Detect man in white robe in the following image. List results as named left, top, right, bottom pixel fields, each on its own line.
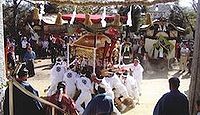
left=129, top=59, right=144, bottom=95
left=120, top=72, right=139, bottom=104
left=105, top=73, right=129, bottom=100
left=47, top=59, right=66, bottom=96
left=63, top=67, right=79, bottom=99
left=76, top=75, right=93, bottom=115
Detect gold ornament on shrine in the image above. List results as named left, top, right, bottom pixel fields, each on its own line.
left=112, top=14, right=121, bottom=27
left=83, top=14, right=93, bottom=26
left=55, top=12, right=63, bottom=25
left=32, top=7, right=39, bottom=20
left=145, top=13, right=152, bottom=25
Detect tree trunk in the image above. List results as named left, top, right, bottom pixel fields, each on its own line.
left=189, top=0, right=200, bottom=115
left=0, top=0, right=6, bottom=79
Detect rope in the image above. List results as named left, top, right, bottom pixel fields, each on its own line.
left=12, top=79, right=66, bottom=113
left=34, top=0, right=178, bottom=6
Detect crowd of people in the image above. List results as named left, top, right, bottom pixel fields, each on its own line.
left=44, top=57, right=144, bottom=114
left=3, top=31, right=196, bottom=115
left=4, top=56, right=200, bottom=115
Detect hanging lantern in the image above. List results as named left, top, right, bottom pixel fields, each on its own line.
left=145, top=13, right=152, bottom=25
left=112, top=14, right=121, bottom=27
left=105, top=27, right=119, bottom=39
left=83, top=14, right=93, bottom=26
left=55, top=12, right=63, bottom=25
left=32, top=7, right=40, bottom=20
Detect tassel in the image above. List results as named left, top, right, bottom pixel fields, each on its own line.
left=163, top=24, right=166, bottom=31
left=126, top=5, right=132, bottom=26
left=159, top=25, right=162, bottom=31
left=70, top=6, right=77, bottom=25
left=145, top=13, right=152, bottom=25
left=112, top=14, right=121, bottom=27
left=101, top=7, right=107, bottom=27
left=32, top=7, right=39, bottom=20
left=55, top=12, right=63, bottom=25
left=83, top=14, right=93, bottom=26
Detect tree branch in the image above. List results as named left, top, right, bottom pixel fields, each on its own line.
left=23, top=0, right=35, bottom=5
left=174, top=5, right=195, bottom=33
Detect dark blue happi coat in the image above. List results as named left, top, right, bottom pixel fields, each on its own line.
left=83, top=93, right=113, bottom=115
left=153, top=89, right=189, bottom=115
left=3, top=81, right=44, bottom=115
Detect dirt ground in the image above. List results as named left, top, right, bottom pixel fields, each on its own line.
left=28, top=59, right=191, bottom=115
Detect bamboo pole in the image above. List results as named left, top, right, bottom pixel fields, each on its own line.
left=119, top=44, right=122, bottom=66
left=8, top=80, right=14, bottom=115
left=67, top=43, right=70, bottom=67
left=93, top=48, right=96, bottom=73
left=93, top=34, right=97, bottom=73
left=52, top=107, right=55, bottom=115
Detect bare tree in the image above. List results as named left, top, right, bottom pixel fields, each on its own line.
left=192, top=0, right=197, bottom=13
left=189, top=0, right=200, bottom=115
left=172, top=5, right=196, bottom=38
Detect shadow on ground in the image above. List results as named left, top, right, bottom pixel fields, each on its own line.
left=143, top=59, right=169, bottom=80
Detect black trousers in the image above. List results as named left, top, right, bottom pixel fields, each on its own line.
left=26, top=60, right=35, bottom=77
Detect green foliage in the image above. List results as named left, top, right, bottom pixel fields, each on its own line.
left=183, top=8, right=197, bottom=29
left=3, top=0, right=33, bottom=37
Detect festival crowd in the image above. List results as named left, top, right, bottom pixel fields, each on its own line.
left=3, top=32, right=195, bottom=115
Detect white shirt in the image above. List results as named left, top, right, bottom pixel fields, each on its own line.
left=122, top=75, right=138, bottom=98
left=105, top=74, right=129, bottom=98
left=21, top=40, right=28, bottom=49
left=159, top=47, right=164, bottom=58
left=47, top=63, right=66, bottom=96
left=96, top=78, right=114, bottom=99
left=50, top=63, right=66, bottom=83
left=129, top=63, right=144, bottom=81
left=77, top=77, right=92, bottom=93
left=63, top=69, right=79, bottom=97
left=63, top=69, right=78, bottom=89
left=180, top=47, right=189, bottom=56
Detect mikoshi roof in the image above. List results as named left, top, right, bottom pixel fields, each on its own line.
left=62, top=14, right=127, bottom=24
left=39, top=0, right=178, bottom=6
left=140, top=19, right=185, bottom=32
left=72, top=33, right=111, bottom=49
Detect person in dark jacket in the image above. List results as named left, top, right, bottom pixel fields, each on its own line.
left=83, top=85, right=114, bottom=115
left=3, top=67, right=44, bottom=115
left=153, top=77, right=189, bottom=115
left=23, top=47, right=36, bottom=77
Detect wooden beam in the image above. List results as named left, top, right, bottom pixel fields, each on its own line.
left=8, top=80, right=14, bottom=115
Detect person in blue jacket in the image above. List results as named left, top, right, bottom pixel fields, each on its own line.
left=3, top=66, right=44, bottom=115
left=153, top=77, right=189, bottom=115
left=83, top=85, right=114, bottom=115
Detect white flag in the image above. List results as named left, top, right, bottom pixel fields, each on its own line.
left=126, top=5, right=132, bottom=26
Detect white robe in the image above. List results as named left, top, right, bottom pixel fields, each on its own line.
left=63, top=69, right=79, bottom=98
left=76, top=77, right=93, bottom=115
left=105, top=74, right=129, bottom=99
left=121, top=75, right=139, bottom=101
left=129, top=63, right=144, bottom=94
left=47, top=64, right=66, bottom=96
